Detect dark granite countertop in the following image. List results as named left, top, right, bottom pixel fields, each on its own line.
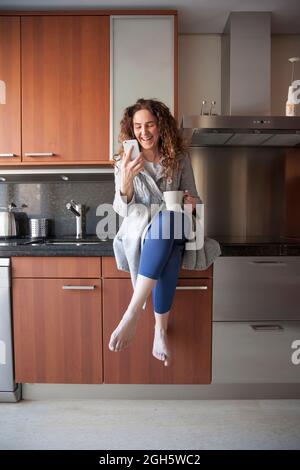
left=0, top=237, right=115, bottom=257
left=0, top=236, right=300, bottom=257
left=215, top=236, right=300, bottom=256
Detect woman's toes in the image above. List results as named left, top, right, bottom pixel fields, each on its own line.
left=109, top=336, right=117, bottom=351
left=164, top=356, right=172, bottom=367
left=153, top=350, right=159, bottom=360
left=153, top=349, right=165, bottom=362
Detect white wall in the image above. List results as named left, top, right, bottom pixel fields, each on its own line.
left=271, top=34, right=300, bottom=116
left=179, top=33, right=300, bottom=118
left=179, top=34, right=221, bottom=122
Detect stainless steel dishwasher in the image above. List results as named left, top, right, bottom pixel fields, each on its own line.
left=0, top=258, right=21, bottom=402
left=212, top=256, right=300, bottom=383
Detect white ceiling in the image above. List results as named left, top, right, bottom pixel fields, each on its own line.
left=1, top=0, right=300, bottom=34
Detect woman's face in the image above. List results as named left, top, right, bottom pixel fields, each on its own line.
left=133, top=109, right=160, bottom=153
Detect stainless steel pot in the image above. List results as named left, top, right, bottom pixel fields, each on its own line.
left=29, top=218, right=49, bottom=238
left=0, top=204, right=17, bottom=237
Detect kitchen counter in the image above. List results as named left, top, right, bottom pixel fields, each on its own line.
left=214, top=236, right=300, bottom=256
left=0, top=237, right=115, bottom=257
left=0, top=236, right=300, bottom=257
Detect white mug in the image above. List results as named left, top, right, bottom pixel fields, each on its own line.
left=163, top=190, right=184, bottom=212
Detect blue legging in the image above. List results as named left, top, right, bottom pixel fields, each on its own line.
left=138, top=210, right=189, bottom=314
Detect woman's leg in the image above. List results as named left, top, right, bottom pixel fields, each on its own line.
left=152, top=243, right=184, bottom=366
left=109, top=274, right=156, bottom=351
left=109, top=211, right=185, bottom=352
left=153, top=311, right=170, bottom=366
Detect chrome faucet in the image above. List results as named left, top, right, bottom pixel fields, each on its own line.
left=66, top=200, right=84, bottom=239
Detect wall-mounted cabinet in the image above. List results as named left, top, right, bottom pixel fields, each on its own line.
left=0, top=11, right=177, bottom=166
left=0, top=17, right=21, bottom=163
left=21, top=16, right=110, bottom=164
left=110, top=15, right=176, bottom=157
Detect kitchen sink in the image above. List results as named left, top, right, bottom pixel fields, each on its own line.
left=45, top=238, right=108, bottom=245
left=46, top=241, right=105, bottom=245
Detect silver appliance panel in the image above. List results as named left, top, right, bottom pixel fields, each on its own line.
left=189, top=146, right=286, bottom=239
left=213, top=256, right=300, bottom=321
left=182, top=115, right=300, bottom=147
left=212, top=321, right=300, bottom=383
left=0, top=258, right=21, bottom=402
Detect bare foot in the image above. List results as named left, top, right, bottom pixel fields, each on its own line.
left=109, top=312, right=139, bottom=352
left=152, top=327, right=172, bottom=367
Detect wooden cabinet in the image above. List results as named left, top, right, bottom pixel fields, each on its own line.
left=0, top=11, right=177, bottom=165
left=11, top=255, right=212, bottom=384
left=102, top=257, right=212, bottom=384
left=21, top=16, right=109, bottom=164
left=12, top=257, right=103, bottom=384
left=0, top=17, right=21, bottom=164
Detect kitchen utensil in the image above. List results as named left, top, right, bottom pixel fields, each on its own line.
left=29, top=218, right=49, bottom=238
left=0, top=204, right=17, bottom=237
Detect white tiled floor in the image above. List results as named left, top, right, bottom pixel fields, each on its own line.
left=1, top=399, right=300, bottom=450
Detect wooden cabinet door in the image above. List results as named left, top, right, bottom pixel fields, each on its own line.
left=0, top=17, right=21, bottom=164
left=21, top=16, right=109, bottom=164
left=12, top=278, right=102, bottom=384
left=103, top=278, right=212, bottom=384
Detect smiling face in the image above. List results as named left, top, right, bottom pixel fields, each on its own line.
left=133, top=109, right=160, bottom=153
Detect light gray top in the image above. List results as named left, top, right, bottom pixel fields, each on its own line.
left=112, top=153, right=221, bottom=286
left=142, top=160, right=162, bottom=182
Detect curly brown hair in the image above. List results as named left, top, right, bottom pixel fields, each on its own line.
left=116, top=98, right=187, bottom=180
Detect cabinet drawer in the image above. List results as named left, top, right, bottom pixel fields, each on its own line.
left=12, top=257, right=101, bottom=278
left=213, top=256, right=300, bottom=321
left=212, top=321, right=300, bottom=383
left=102, top=257, right=130, bottom=278
left=102, top=256, right=212, bottom=279
left=179, top=267, right=212, bottom=278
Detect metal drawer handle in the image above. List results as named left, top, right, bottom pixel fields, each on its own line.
left=251, top=324, right=283, bottom=331
left=24, top=152, right=55, bottom=157
left=176, top=286, right=208, bottom=290
left=0, top=153, right=17, bottom=158
left=249, top=261, right=286, bottom=267
left=62, top=285, right=95, bottom=290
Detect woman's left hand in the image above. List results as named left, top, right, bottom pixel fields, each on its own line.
left=183, top=190, right=197, bottom=213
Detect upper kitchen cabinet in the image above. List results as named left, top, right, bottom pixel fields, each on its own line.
left=110, top=15, right=177, bottom=156
left=21, top=16, right=109, bottom=164
left=0, top=17, right=21, bottom=164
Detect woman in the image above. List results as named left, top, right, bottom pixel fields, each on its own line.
left=109, top=98, right=220, bottom=366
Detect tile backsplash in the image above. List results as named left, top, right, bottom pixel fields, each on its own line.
left=0, top=178, right=116, bottom=238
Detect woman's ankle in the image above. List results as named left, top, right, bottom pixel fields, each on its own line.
left=154, top=325, right=168, bottom=333
left=123, top=308, right=141, bottom=321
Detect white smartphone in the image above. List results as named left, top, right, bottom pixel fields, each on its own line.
left=123, top=139, right=140, bottom=160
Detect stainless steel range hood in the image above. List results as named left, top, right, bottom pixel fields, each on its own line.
left=182, top=115, right=300, bottom=147
left=182, top=12, right=300, bottom=147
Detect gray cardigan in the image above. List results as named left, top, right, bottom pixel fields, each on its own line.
left=113, top=153, right=221, bottom=286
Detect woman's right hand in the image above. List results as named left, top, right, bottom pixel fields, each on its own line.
left=120, top=145, right=144, bottom=200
